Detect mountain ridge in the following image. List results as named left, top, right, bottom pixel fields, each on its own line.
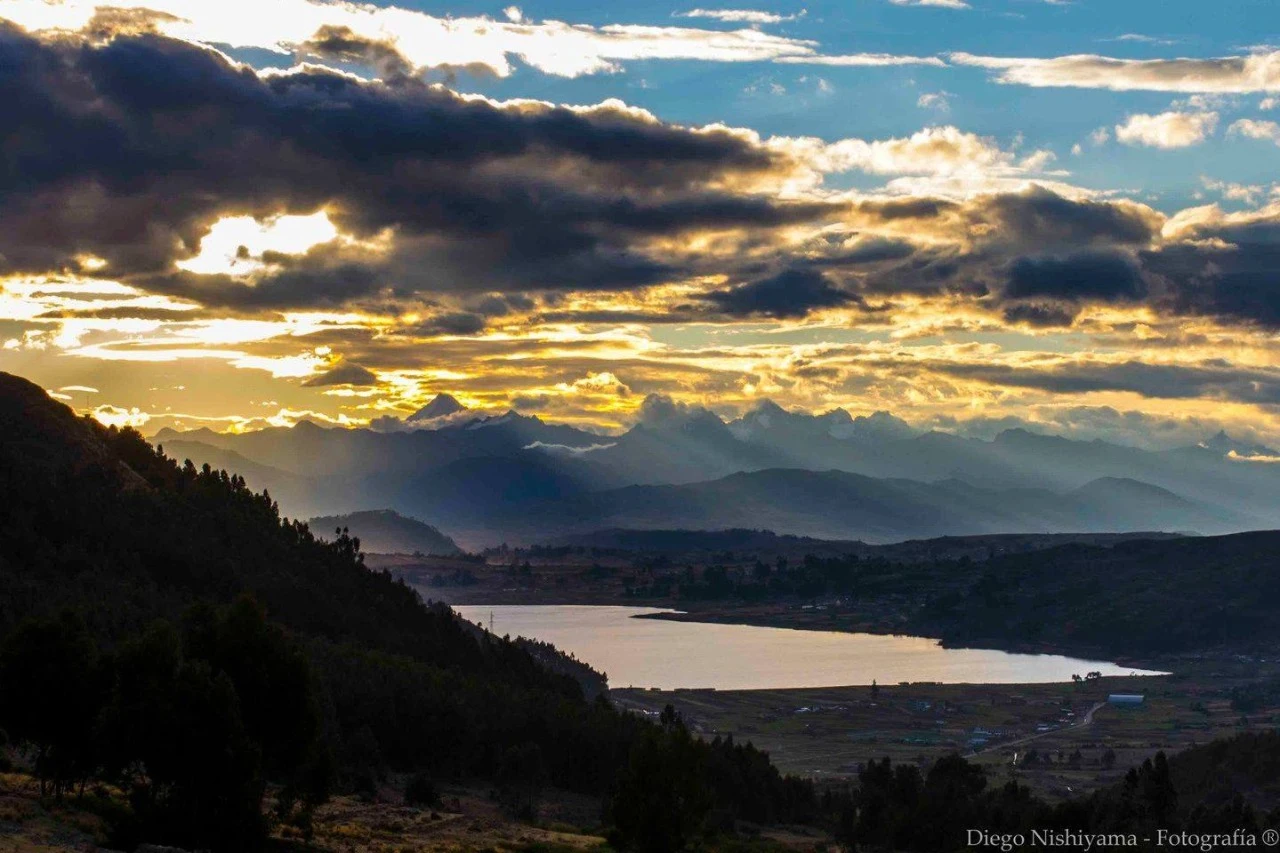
left=150, top=396, right=1280, bottom=544
left=0, top=369, right=829, bottom=850
left=407, top=393, right=467, bottom=422
left=493, top=466, right=1237, bottom=544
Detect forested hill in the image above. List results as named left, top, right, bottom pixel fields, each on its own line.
left=919, top=530, right=1280, bottom=656
left=0, top=370, right=543, bottom=679
left=0, top=371, right=818, bottom=851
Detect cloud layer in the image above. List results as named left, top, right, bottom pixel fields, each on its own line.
left=0, top=0, right=937, bottom=77
left=1115, top=111, right=1218, bottom=148
left=3, top=11, right=1280, bottom=447
left=7, top=21, right=1280, bottom=336
left=953, top=50, right=1280, bottom=93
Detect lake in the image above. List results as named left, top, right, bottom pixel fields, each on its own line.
left=452, top=604, right=1164, bottom=690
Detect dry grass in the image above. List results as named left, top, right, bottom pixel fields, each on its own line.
left=0, top=772, right=109, bottom=853
left=301, top=783, right=610, bottom=853
left=614, top=660, right=1280, bottom=801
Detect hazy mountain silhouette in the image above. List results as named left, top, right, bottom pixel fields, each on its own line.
left=154, top=409, right=593, bottom=478
left=153, top=393, right=1280, bottom=545
left=499, top=468, right=1240, bottom=543
left=390, top=454, right=602, bottom=543
left=549, top=528, right=1181, bottom=561
left=728, top=400, right=916, bottom=445
left=307, top=509, right=460, bottom=555
left=158, top=439, right=322, bottom=510
left=1200, top=429, right=1280, bottom=459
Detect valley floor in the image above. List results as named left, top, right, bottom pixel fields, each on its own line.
left=613, top=661, right=1280, bottom=802
left=389, top=554, right=1174, bottom=670
left=379, top=555, right=1280, bottom=801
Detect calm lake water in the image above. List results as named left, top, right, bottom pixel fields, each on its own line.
left=452, top=604, right=1164, bottom=690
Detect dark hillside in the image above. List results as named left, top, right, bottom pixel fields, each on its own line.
left=921, top=530, right=1280, bottom=656
left=0, top=372, right=526, bottom=677
left=0, top=372, right=815, bottom=850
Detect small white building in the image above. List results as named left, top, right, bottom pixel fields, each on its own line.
left=1108, top=694, right=1145, bottom=706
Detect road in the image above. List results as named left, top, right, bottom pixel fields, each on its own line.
left=967, top=701, right=1107, bottom=758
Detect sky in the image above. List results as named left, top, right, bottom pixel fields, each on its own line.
left=2, top=0, right=1280, bottom=448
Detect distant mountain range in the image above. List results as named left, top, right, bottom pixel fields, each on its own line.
left=308, top=509, right=461, bottom=556
left=497, top=469, right=1238, bottom=543
left=152, top=395, right=1280, bottom=547
left=546, top=529, right=1184, bottom=563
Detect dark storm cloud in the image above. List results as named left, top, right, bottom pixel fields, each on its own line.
left=1005, top=251, right=1147, bottom=302
left=974, top=205, right=1280, bottom=329
left=411, top=312, right=488, bottom=336
left=508, top=394, right=553, bottom=411
left=7, top=23, right=1280, bottom=332
left=301, top=362, right=378, bottom=386
left=1001, top=302, right=1078, bottom=328
left=809, top=236, right=917, bottom=267
left=932, top=359, right=1280, bottom=405
left=472, top=294, right=536, bottom=317
left=853, top=197, right=959, bottom=221
left=537, top=308, right=704, bottom=324
left=1143, top=241, right=1280, bottom=328
left=297, top=25, right=414, bottom=79
left=703, top=268, right=859, bottom=318
left=979, top=187, right=1161, bottom=249
left=746, top=186, right=1280, bottom=330
left=860, top=247, right=982, bottom=298
left=834, top=189, right=1163, bottom=310
left=0, top=23, right=838, bottom=307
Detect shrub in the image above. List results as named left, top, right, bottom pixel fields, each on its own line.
left=404, top=772, right=441, bottom=808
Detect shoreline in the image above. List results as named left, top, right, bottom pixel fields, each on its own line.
left=440, top=591, right=1190, bottom=674
left=631, top=607, right=1178, bottom=674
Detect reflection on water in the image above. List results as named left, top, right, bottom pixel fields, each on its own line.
left=451, top=604, right=1165, bottom=691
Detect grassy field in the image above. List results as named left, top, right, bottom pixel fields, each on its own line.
left=295, top=784, right=609, bottom=853
left=0, top=770, right=831, bottom=853
left=3, top=664, right=1273, bottom=850
left=0, top=770, right=610, bottom=853
left=381, top=552, right=1280, bottom=807
left=612, top=661, right=1280, bottom=800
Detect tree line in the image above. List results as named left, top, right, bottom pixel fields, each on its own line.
left=4, top=375, right=1279, bottom=851
left=625, top=537, right=1280, bottom=657
left=0, top=376, right=820, bottom=850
